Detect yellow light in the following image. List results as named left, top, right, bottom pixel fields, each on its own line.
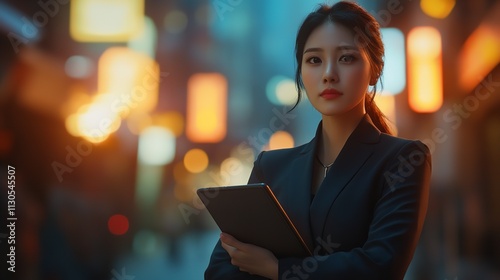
left=407, top=27, right=443, bottom=113
left=64, top=89, right=129, bottom=143
left=73, top=93, right=122, bottom=143
left=153, top=112, right=184, bottom=137
left=138, top=126, right=175, bottom=166
left=98, top=47, right=160, bottom=117
left=65, top=113, right=81, bottom=137
left=268, top=131, right=294, bottom=150
left=186, top=73, right=227, bottom=143
left=70, top=0, right=145, bottom=42
left=459, top=24, right=500, bottom=92
left=184, top=149, right=209, bottom=173
left=420, top=0, right=455, bottom=19
left=373, top=94, right=398, bottom=135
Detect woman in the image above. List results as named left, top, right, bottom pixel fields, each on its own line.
left=205, top=1, right=431, bottom=279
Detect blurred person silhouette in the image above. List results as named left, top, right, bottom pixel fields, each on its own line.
left=205, top=2, right=431, bottom=279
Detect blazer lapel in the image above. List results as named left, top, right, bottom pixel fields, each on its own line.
left=283, top=138, right=316, bottom=252
left=309, top=115, right=381, bottom=239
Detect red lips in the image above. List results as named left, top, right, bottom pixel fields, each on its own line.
left=320, top=88, right=343, bottom=99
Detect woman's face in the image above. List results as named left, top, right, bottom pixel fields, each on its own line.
left=301, top=21, right=372, bottom=117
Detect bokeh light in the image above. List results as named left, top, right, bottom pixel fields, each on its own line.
left=186, top=73, right=227, bottom=143
left=126, top=112, right=153, bottom=135
left=420, top=0, right=455, bottom=19
left=128, top=16, right=157, bottom=58
left=70, top=0, right=145, bottom=42
left=98, top=47, right=160, bottom=118
left=266, top=76, right=297, bottom=106
left=407, top=26, right=443, bottom=113
left=138, top=126, right=175, bottom=166
left=65, top=55, right=94, bottom=79
left=75, top=93, right=122, bottom=143
left=108, top=214, right=129, bottom=235
left=378, top=28, right=406, bottom=95
left=184, top=148, right=209, bottom=173
left=163, top=10, right=188, bottom=34
left=133, top=230, right=161, bottom=256
left=268, top=131, right=294, bottom=150
left=459, top=24, right=500, bottom=92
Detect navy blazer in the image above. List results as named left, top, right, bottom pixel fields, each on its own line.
left=205, top=115, right=431, bottom=280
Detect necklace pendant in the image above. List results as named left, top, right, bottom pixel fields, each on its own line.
left=324, top=167, right=328, bottom=178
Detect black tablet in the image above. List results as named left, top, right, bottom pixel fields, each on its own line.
left=197, top=183, right=312, bottom=258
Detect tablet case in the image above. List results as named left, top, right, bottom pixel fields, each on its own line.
left=197, top=183, right=312, bottom=258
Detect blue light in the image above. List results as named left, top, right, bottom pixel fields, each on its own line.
left=378, top=28, right=406, bottom=95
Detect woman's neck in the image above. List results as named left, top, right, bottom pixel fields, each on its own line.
left=319, top=109, right=365, bottom=165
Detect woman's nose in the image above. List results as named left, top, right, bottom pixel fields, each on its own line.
left=323, top=62, right=338, bottom=83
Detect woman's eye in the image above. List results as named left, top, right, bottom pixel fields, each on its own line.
left=306, top=57, right=321, bottom=64
left=339, top=55, right=356, bottom=63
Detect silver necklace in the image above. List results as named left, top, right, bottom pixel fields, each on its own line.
left=316, top=155, right=334, bottom=178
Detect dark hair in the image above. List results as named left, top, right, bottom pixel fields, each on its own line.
left=293, top=1, right=393, bottom=134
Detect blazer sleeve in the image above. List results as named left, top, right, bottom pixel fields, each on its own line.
left=277, top=141, right=431, bottom=280
left=204, top=152, right=269, bottom=280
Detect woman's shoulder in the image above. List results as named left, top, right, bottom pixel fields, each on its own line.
left=378, top=132, right=430, bottom=156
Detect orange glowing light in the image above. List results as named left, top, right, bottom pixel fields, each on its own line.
left=407, top=27, right=443, bottom=113
left=76, top=93, right=122, bottom=143
left=98, top=47, right=160, bottom=118
left=268, top=131, right=294, bottom=150
left=183, top=149, right=209, bottom=173
left=186, top=73, right=227, bottom=143
left=374, top=94, right=398, bottom=135
left=459, top=24, right=500, bottom=92
left=65, top=113, right=81, bottom=137
left=420, top=0, right=455, bottom=19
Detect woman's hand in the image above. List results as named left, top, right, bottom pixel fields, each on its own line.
left=220, top=233, right=278, bottom=280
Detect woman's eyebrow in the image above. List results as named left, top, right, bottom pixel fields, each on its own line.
left=304, top=45, right=360, bottom=54
left=303, top=47, right=322, bottom=54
